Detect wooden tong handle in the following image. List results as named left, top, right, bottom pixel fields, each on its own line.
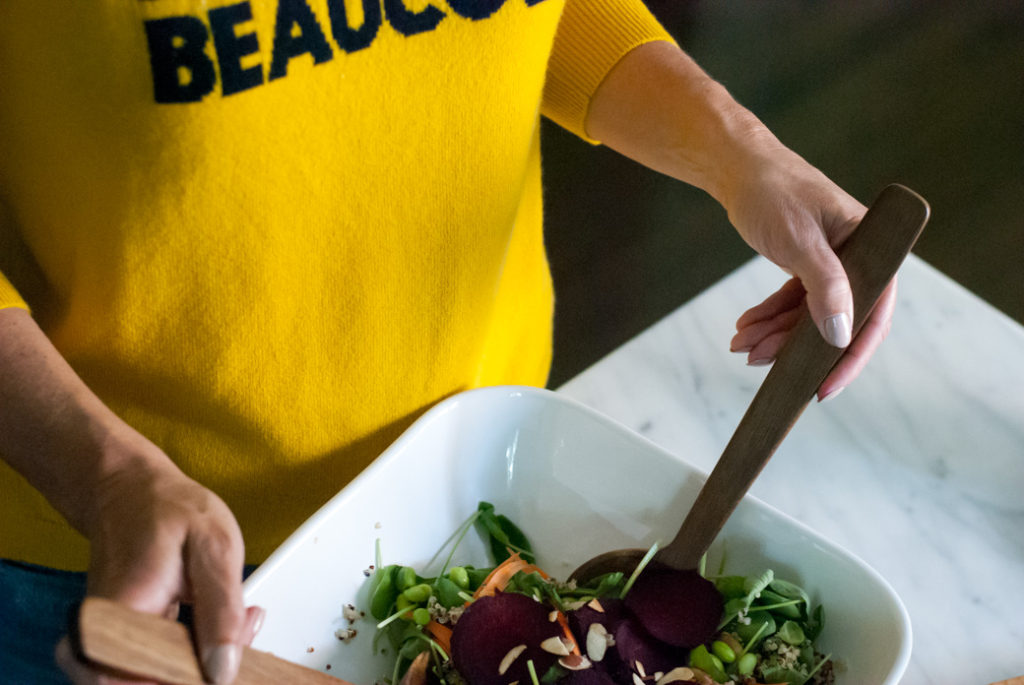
left=72, top=597, right=350, bottom=685
left=660, top=183, right=930, bottom=569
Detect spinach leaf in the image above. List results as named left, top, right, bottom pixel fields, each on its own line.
left=475, top=501, right=535, bottom=563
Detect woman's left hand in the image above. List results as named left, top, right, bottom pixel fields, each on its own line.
left=722, top=145, right=897, bottom=401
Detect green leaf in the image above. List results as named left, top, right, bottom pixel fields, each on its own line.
left=370, top=565, right=401, bottom=620
left=718, top=569, right=774, bottom=628
left=758, top=589, right=803, bottom=619
left=743, top=569, right=775, bottom=601
left=434, top=576, right=465, bottom=608
left=715, top=575, right=748, bottom=599
left=776, top=620, right=806, bottom=646
left=464, top=565, right=491, bottom=591
left=475, top=502, right=535, bottom=564
left=580, top=572, right=625, bottom=599
left=733, top=610, right=776, bottom=646
left=805, top=604, right=825, bottom=641
left=758, top=664, right=807, bottom=685
left=769, top=578, right=811, bottom=619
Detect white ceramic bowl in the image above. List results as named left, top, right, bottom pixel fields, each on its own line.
left=243, top=386, right=911, bottom=684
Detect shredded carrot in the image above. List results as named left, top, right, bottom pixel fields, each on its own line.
left=472, top=552, right=549, bottom=599
left=425, top=620, right=452, bottom=656
left=468, top=553, right=582, bottom=657
left=554, top=610, right=581, bottom=656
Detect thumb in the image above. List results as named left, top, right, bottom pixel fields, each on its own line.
left=187, top=532, right=247, bottom=685
left=791, top=241, right=854, bottom=348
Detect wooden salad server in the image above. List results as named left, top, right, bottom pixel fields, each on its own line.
left=72, top=597, right=351, bottom=685
left=571, top=184, right=930, bottom=582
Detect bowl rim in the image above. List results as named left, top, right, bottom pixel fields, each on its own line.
left=243, top=385, right=912, bottom=683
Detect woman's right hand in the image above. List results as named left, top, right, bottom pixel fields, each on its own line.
left=53, top=432, right=263, bottom=684
left=0, top=309, right=261, bottom=684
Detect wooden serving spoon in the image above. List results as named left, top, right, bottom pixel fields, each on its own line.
left=571, top=184, right=930, bottom=582
left=72, top=597, right=352, bottom=685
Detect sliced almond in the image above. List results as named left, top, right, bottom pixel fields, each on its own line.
left=548, top=610, right=559, bottom=623
left=585, top=623, right=610, bottom=662
left=655, top=667, right=695, bottom=685
left=540, top=635, right=572, bottom=656
left=586, top=598, right=605, bottom=613
left=632, top=673, right=645, bottom=685
left=636, top=660, right=647, bottom=678
left=498, top=644, right=527, bottom=675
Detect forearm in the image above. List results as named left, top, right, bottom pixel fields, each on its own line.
left=585, top=40, right=784, bottom=211
left=0, top=306, right=170, bottom=536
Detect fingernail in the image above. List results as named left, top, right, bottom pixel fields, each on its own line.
left=823, top=313, right=852, bottom=348
left=731, top=345, right=753, bottom=354
left=252, top=606, right=266, bottom=637
left=747, top=358, right=774, bottom=367
left=818, top=386, right=845, bottom=403
left=203, top=643, right=241, bottom=685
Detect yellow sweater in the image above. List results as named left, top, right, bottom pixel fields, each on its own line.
left=0, top=0, right=671, bottom=569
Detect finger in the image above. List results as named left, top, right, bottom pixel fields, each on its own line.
left=790, top=243, right=854, bottom=349
left=745, top=329, right=790, bottom=366
left=163, top=600, right=181, bottom=622
left=731, top=305, right=804, bottom=354
left=186, top=525, right=247, bottom=685
left=735, top=277, right=806, bottom=330
left=818, top=278, right=898, bottom=400
left=240, top=606, right=267, bottom=646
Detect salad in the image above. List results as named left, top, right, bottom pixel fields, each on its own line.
left=363, top=503, right=835, bottom=685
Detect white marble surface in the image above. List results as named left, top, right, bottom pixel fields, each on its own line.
left=558, top=255, right=1024, bottom=685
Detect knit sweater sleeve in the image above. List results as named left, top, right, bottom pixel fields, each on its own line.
left=541, top=0, right=676, bottom=143
left=0, top=275, right=25, bottom=310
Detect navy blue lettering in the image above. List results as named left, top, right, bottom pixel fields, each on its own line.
left=383, top=0, right=445, bottom=37
left=209, top=2, right=263, bottom=96
left=524, top=0, right=549, bottom=5
left=326, top=0, right=382, bottom=53
left=269, top=0, right=334, bottom=80
left=448, top=0, right=505, bottom=20
left=144, top=17, right=216, bottom=103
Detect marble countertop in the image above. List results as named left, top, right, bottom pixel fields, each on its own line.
left=558, top=255, right=1023, bottom=685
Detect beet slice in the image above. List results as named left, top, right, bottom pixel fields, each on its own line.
left=567, top=597, right=627, bottom=642
left=611, top=617, right=690, bottom=681
left=562, top=667, right=618, bottom=685
left=450, top=593, right=562, bottom=685
left=623, top=568, right=722, bottom=648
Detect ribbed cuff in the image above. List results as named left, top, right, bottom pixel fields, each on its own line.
left=0, top=274, right=29, bottom=311
left=542, top=0, right=676, bottom=143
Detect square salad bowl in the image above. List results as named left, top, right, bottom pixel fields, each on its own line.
left=242, top=386, right=911, bottom=684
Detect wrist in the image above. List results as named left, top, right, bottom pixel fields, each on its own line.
left=690, top=87, right=786, bottom=213
left=0, top=307, right=176, bottom=536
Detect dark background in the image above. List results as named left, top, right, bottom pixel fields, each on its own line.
left=542, top=0, right=1023, bottom=387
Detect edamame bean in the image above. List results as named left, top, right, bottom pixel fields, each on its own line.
left=448, top=566, right=470, bottom=589
left=737, top=652, right=758, bottom=676
left=711, top=640, right=736, bottom=663
left=403, top=583, right=432, bottom=603
left=412, top=608, right=431, bottom=626
left=688, top=645, right=727, bottom=683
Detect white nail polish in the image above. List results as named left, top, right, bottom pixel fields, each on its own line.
left=819, top=386, right=845, bottom=403
left=823, top=313, right=852, bottom=348
left=252, top=607, right=266, bottom=636
left=747, top=358, right=774, bottom=367
left=203, top=643, right=241, bottom=685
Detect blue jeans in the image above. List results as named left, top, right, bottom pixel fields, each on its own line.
left=0, top=559, right=258, bottom=683
left=0, top=559, right=85, bottom=684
